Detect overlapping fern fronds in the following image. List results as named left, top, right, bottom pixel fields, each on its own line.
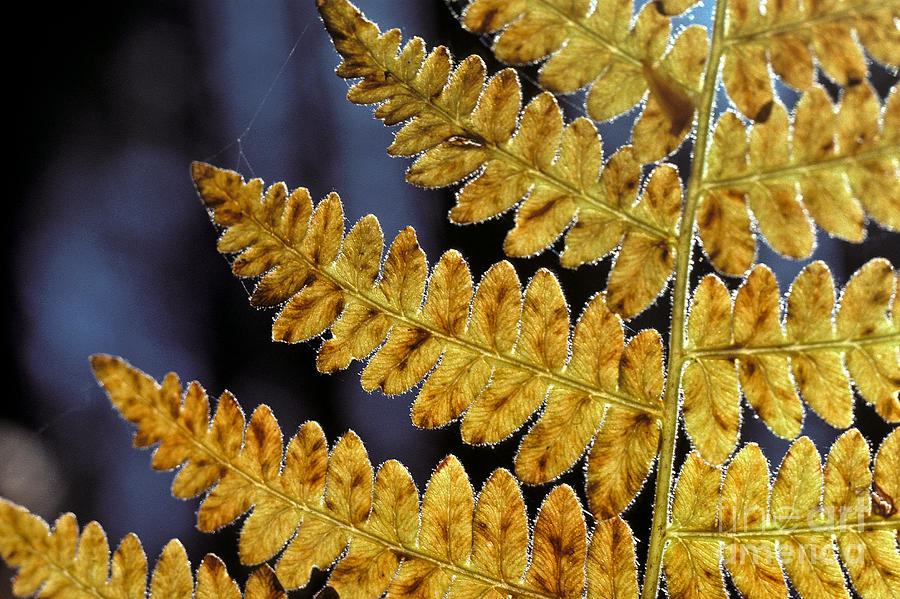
left=321, top=0, right=900, bottom=304
left=721, top=0, right=900, bottom=120
left=460, top=0, right=708, bottom=162
left=192, top=161, right=663, bottom=517
left=89, top=354, right=641, bottom=599
left=320, top=0, right=686, bottom=318
left=2, top=0, right=899, bottom=598
left=192, top=158, right=899, bottom=488
left=0, top=498, right=286, bottom=599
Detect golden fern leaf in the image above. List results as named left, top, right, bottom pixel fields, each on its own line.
left=588, top=516, right=640, bottom=599
left=698, top=84, right=900, bottom=275
left=682, top=258, right=900, bottom=465
left=665, top=431, right=900, bottom=599
left=89, top=354, right=642, bottom=599
left=461, top=0, right=708, bottom=162
left=722, top=0, right=900, bottom=119
left=318, top=0, right=685, bottom=318
left=876, top=427, right=900, bottom=518
left=191, top=162, right=663, bottom=517
left=0, top=498, right=286, bottom=599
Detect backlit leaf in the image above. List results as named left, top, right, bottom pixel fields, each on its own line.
left=90, top=355, right=641, bottom=599
left=0, top=498, right=285, bottom=599
left=192, top=163, right=666, bottom=512
left=700, top=86, right=900, bottom=275
left=683, top=260, right=900, bottom=465
left=586, top=517, right=639, bottom=599
left=319, top=0, right=684, bottom=318
left=462, top=0, right=707, bottom=162
left=666, top=434, right=900, bottom=599
left=722, top=0, right=899, bottom=118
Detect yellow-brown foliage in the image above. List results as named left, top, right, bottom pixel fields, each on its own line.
left=461, top=0, right=707, bottom=162
left=0, top=497, right=287, bottom=599
left=320, top=0, right=685, bottom=317
left=1, top=0, right=898, bottom=598
left=84, top=355, right=637, bottom=599
left=683, top=259, right=900, bottom=465
left=192, top=160, right=663, bottom=518
left=700, top=85, right=900, bottom=275
left=665, top=430, right=900, bottom=599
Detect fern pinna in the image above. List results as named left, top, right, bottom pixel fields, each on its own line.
left=1, top=0, right=899, bottom=598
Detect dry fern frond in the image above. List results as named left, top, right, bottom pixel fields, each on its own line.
left=699, top=84, right=900, bottom=275
left=89, top=354, right=642, bottom=599
left=191, top=161, right=663, bottom=516
left=319, top=0, right=685, bottom=318
left=0, top=498, right=286, bottom=599
left=722, top=0, right=900, bottom=119
left=682, top=258, right=900, bottom=465
left=665, top=431, right=900, bottom=599
left=461, top=0, right=708, bottom=162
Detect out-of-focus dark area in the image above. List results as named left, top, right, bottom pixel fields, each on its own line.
left=1, top=2, right=897, bottom=598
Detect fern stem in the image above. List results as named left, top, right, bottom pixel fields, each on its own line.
left=669, top=516, right=900, bottom=540
left=640, top=0, right=729, bottom=595
left=685, top=331, right=900, bottom=358
left=700, top=143, right=900, bottom=190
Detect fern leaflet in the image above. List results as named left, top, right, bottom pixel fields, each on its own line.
left=721, top=0, right=900, bottom=119
left=0, top=499, right=286, bottom=599
left=90, top=354, right=642, bottom=599
left=699, top=84, right=900, bottom=275
left=461, top=0, right=708, bottom=162
left=319, top=0, right=687, bottom=318
left=191, top=161, right=664, bottom=516
left=683, top=259, right=900, bottom=465
left=665, top=430, right=900, bottom=599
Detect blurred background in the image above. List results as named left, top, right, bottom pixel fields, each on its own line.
left=1, top=1, right=897, bottom=598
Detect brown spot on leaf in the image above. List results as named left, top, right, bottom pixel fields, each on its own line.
left=742, top=358, right=757, bottom=376
left=406, top=329, right=431, bottom=353
left=249, top=417, right=269, bottom=445
left=754, top=100, right=774, bottom=123
left=526, top=197, right=560, bottom=220
left=698, top=196, right=720, bottom=228
left=474, top=8, right=499, bottom=32
left=653, top=239, right=671, bottom=262
left=203, top=555, right=226, bottom=575
left=635, top=412, right=654, bottom=426
left=403, top=574, right=423, bottom=593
